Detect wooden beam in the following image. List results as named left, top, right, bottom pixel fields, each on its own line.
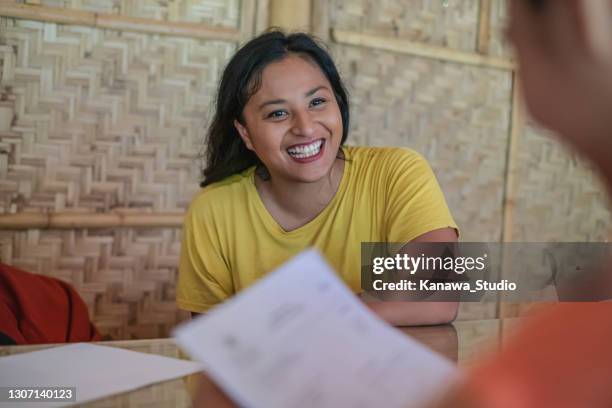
left=332, top=29, right=515, bottom=71
left=255, top=0, right=270, bottom=35
left=499, top=71, right=526, bottom=319
left=477, top=0, right=492, bottom=55
left=268, top=0, right=311, bottom=32
left=501, top=72, right=524, bottom=244
left=311, top=0, right=330, bottom=41
left=239, top=0, right=256, bottom=43
left=0, top=1, right=241, bottom=42
left=0, top=211, right=185, bottom=229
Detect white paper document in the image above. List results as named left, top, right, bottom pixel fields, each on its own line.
left=174, top=249, right=459, bottom=408
left=0, top=343, right=201, bottom=407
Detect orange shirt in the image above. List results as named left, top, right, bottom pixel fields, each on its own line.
left=458, top=302, right=612, bottom=408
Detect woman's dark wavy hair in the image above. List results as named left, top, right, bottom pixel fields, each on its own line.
left=200, top=30, right=350, bottom=187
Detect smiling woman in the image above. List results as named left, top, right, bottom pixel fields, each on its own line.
left=177, top=30, right=460, bottom=326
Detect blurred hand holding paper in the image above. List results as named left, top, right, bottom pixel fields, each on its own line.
left=174, top=249, right=459, bottom=408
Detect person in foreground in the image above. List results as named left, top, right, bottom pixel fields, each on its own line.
left=430, top=0, right=612, bottom=407
left=177, top=30, right=459, bottom=326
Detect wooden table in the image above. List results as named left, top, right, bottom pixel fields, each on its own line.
left=0, top=318, right=523, bottom=407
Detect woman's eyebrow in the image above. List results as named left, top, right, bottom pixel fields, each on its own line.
left=258, top=85, right=330, bottom=111
left=258, top=99, right=285, bottom=111
left=305, top=85, right=328, bottom=97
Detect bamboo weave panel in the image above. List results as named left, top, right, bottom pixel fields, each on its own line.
left=0, top=18, right=236, bottom=213
left=33, top=0, right=240, bottom=28
left=488, top=0, right=512, bottom=58
left=330, top=0, right=480, bottom=53
left=0, top=227, right=189, bottom=340
left=510, top=123, right=612, bottom=242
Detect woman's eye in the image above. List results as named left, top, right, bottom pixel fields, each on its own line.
left=310, top=98, right=326, bottom=107
left=267, top=110, right=287, bottom=119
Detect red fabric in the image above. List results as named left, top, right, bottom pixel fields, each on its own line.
left=0, top=263, right=101, bottom=344
left=460, top=302, right=612, bottom=408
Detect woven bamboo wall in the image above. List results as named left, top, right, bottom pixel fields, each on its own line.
left=0, top=18, right=231, bottom=212
left=1, top=0, right=611, bottom=338
left=3, top=227, right=183, bottom=339
left=36, top=0, right=241, bottom=26
left=510, top=123, right=612, bottom=242
left=0, top=0, right=250, bottom=339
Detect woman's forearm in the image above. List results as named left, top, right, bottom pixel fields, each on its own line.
left=364, top=227, right=460, bottom=326
left=364, top=300, right=459, bottom=326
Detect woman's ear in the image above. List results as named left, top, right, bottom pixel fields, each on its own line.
left=234, top=119, right=254, bottom=151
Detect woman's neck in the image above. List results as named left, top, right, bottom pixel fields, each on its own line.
left=255, top=158, right=345, bottom=230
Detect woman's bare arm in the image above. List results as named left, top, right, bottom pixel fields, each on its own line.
left=361, top=227, right=460, bottom=326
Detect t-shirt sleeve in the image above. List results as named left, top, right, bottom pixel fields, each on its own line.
left=176, top=198, right=233, bottom=313
left=384, top=149, right=459, bottom=242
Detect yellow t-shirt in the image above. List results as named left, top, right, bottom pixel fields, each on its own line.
left=177, top=146, right=458, bottom=313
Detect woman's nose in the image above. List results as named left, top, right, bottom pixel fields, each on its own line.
left=291, top=111, right=316, bottom=138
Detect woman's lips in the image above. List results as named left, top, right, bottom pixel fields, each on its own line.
left=286, top=139, right=325, bottom=163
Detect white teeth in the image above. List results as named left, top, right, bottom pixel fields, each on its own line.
left=287, top=140, right=323, bottom=159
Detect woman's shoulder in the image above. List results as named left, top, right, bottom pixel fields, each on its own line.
left=345, top=145, right=428, bottom=170
left=187, top=168, right=255, bottom=216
